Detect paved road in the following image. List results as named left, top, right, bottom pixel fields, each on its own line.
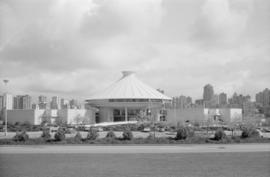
left=1, top=144, right=269, bottom=154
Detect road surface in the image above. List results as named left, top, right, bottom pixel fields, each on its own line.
left=1, top=143, right=269, bottom=154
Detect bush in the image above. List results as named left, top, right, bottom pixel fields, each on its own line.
left=147, top=132, right=155, bottom=140
left=122, top=130, right=133, bottom=140
left=186, top=127, right=195, bottom=137
left=13, top=131, right=29, bottom=142
left=175, top=127, right=188, bottom=140
left=214, top=129, right=226, bottom=141
left=241, top=127, right=259, bottom=139
left=87, top=128, right=99, bottom=140
left=54, top=128, right=66, bottom=141
left=41, top=128, right=51, bottom=141
left=74, top=132, right=82, bottom=142
left=106, top=130, right=116, bottom=139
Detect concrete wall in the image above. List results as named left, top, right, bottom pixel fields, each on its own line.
left=7, top=109, right=96, bottom=125
left=230, top=109, right=242, bottom=122
left=167, top=108, right=205, bottom=124
left=167, top=108, right=243, bottom=125
left=58, top=109, right=95, bottom=125
left=7, top=109, right=45, bottom=125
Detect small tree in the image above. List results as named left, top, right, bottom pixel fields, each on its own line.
left=122, top=129, right=133, bottom=140
left=106, top=130, right=116, bottom=139
left=13, top=131, right=29, bottom=142
left=41, top=128, right=51, bottom=141
left=55, top=117, right=67, bottom=127
left=214, top=128, right=226, bottom=141
left=54, top=128, right=66, bottom=141
left=41, top=111, right=51, bottom=125
left=74, top=131, right=83, bottom=142
left=241, top=126, right=259, bottom=138
left=175, top=127, right=188, bottom=140
left=87, top=128, right=99, bottom=140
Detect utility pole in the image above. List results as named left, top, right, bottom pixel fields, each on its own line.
left=3, top=79, right=9, bottom=136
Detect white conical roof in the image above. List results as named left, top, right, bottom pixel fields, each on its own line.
left=87, top=71, right=172, bottom=100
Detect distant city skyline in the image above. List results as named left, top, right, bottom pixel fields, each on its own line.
left=0, top=0, right=269, bottom=100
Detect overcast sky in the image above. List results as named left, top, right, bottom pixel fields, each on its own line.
left=0, top=0, right=269, bottom=101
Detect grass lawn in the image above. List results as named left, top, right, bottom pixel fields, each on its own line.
left=0, top=152, right=269, bottom=177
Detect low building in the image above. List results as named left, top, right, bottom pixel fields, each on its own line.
left=166, top=108, right=242, bottom=125
left=6, top=109, right=96, bottom=125
left=7, top=109, right=45, bottom=125
left=86, top=71, right=172, bottom=123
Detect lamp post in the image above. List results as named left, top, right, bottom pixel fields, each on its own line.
left=3, top=79, right=9, bottom=136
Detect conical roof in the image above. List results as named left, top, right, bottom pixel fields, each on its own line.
left=87, top=71, right=172, bottom=100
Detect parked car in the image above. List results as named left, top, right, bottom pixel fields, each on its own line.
left=256, top=129, right=270, bottom=138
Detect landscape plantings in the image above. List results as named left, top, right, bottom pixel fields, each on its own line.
left=241, top=126, right=259, bottom=138
left=41, top=128, right=51, bottom=141
left=122, top=129, right=133, bottom=140
left=86, top=128, right=99, bottom=140
left=73, top=132, right=83, bottom=142
left=106, top=130, right=117, bottom=139
left=214, top=128, right=226, bottom=141
left=54, top=128, right=66, bottom=141
left=175, top=127, right=188, bottom=140
left=13, top=131, right=29, bottom=142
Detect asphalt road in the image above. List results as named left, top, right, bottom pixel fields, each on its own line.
left=1, top=143, right=270, bottom=154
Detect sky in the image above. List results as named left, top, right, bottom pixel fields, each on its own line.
left=0, top=0, right=269, bottom=102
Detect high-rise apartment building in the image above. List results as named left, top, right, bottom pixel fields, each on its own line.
left=61, top=98, right=69, bottom=109
left=212, top=94, right=219, bottom=106
left=228, top=93, right=250, bottom=107
left=203, top=84, right=214, bottom=101
left=51, top=96, right=61, bottom=109
left=22, top=95, right=32, bottom=109
left=13, top=95, right=23, bottom=109
left=219, top=93, right=227, bottom=105
left=256, top=88, right=270, bottom=106
left=13, top=95, right=32, bottom=109
left=3, top=93, right=13, bottom=110
left=38, top=95, right=47, bottom=109
left=186, top=96, right=192, bottom=105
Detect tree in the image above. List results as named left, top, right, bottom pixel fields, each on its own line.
left=41, top=128, right=51, bottom=141
left=122, top=129, right=133, bottom=140
left=41, top=111, right=51, bottom=125
left=175, top=126, right=188, bottom=140
left=13, top=131, right=29, bottom=142
left=54, top=128, right=66, bottom=141
left=106, top=130, right=116, bottom=139
left=214, top=129, right=226, bottom=140
left=55, top=117, right=67, bottom=127
left=87, top=127, right=99, bottom=140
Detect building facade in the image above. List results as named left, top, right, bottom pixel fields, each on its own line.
left=219, top=92, right=227, bottom=105
left=86, top=71, right=172, bottom=123
left=203, top=84, right=214, bottom=102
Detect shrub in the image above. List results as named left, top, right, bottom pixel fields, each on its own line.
left=87, top=128, right=99, bottom=140
left=175, top=127, right=188, bottom=140
left=74, top=132, right=82, bottom=142
left=122, top=130, right=133, bottom=140
left=41, top=128, right=51, bottom=141
left=147, top=132, right=155, bottom=140
left=214, top=129, right=226, bottom=141
left=106, top=130, right=116, bottom=139
left=13, top=131, right=29, bottom=142
left=186, top=127, right=195, bottom=137
left=54, top=128, right=66, bottom=141
left=241, top=127, right=259, bottom=139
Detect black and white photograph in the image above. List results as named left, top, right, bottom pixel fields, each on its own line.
left=0, top=0, right=269, bottom=177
